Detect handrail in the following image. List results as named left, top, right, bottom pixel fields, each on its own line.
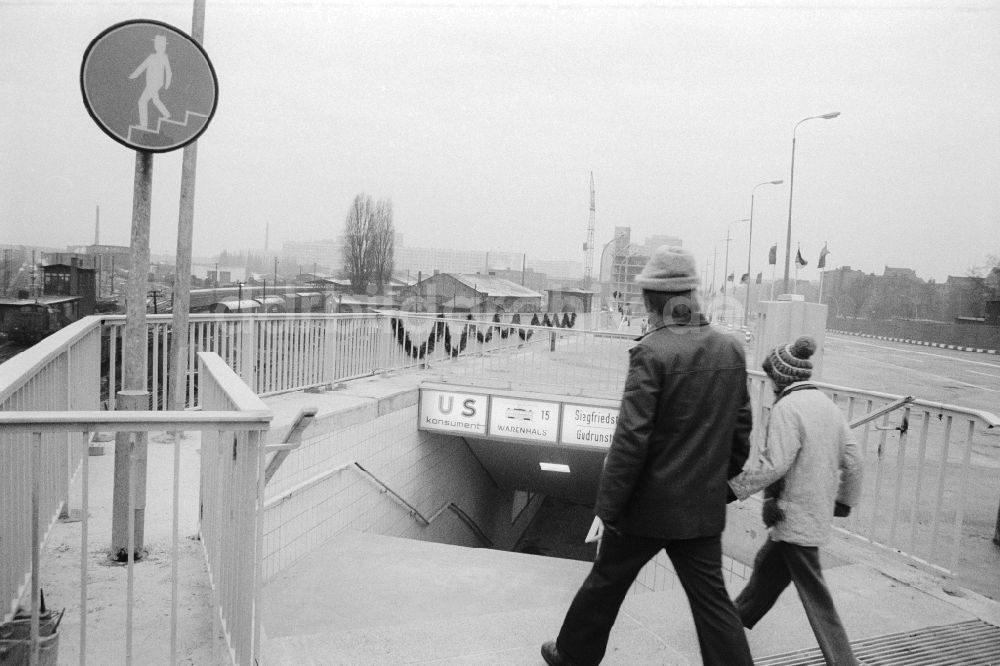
left=0, top=316, right=103, bottom=406
left=848, top=396, right=914, bottom=429
left=263, top=408, right=317, bottom=485
left=352, top=461, right=434, bottom=525
left=353, top=462, right=494, bottom=547
left=431, top=503, right=495, bottom=548
left=263, top=460, right=493, bottom=547
left=747, top=369, right=1000, bottom=428
left=0, top=410, right=272, bottom=433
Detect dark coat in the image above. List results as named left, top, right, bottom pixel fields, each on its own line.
left=594, top=317, right=751, bottom=540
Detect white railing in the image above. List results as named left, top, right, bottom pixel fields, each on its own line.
left=0, top=318, right=100, bottom=625
left=197, top=351, right=273, bottom=665
left=100, top=311, right=604, bottom=409
left=746, top=370, right=999, bottom=575
left=98, top=310, right=997, bottom=576
left=0, top=336, right=271, bottom=665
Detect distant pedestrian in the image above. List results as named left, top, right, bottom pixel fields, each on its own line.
left=542, top=245, right=753, bottom=666
left=728, top=336, right=864, bottom=665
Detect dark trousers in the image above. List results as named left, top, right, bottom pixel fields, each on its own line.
left=735, top=538, right=857, bottom=666
left=556, top=531, right=753, bottom=666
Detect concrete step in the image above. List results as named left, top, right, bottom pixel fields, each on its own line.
left=261, top=531, right=696, bottom=664
left=260, top=530, right=990, bottom=665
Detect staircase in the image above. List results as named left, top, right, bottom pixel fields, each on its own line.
left=260, top=531, right=1000, bottom=665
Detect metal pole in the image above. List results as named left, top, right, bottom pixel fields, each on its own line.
left=745, top=181, right=783, bottom=326
left=722, top=229, right=731, bottom=321
left=167, top=0, right=205, bottom=413
left=782, top=132, right=797, bottom=295
left=167, top=7, right=206, bottom=663
left=783, top=112, right=840, bottom=293
left=111, top=151, right=152, bottom=560
left=744, top=193, right=755, bottom=327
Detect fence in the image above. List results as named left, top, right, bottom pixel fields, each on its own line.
left=101, top=310, right=604, bottom=409
left=107, top=309, right=992, bottom=576
left=0, top=318, right=99, bottom=625
left=0, top=325, right=272, bottom=664
left=3, top=310, right=996, bottom=661
left=746, top=371, right=999, bottom=575
left=197, top=351, right=272, bottom=665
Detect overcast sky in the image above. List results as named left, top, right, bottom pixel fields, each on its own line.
left=2, top=1, right=998, bottom=283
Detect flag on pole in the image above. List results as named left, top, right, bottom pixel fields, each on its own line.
left=740, top=273, right=749, bottom=284
left=818, top=243, right=830, bottom=269
left=755, top=272, right=762, bottom=284
left=727, top=273, right=735, bottom=282
left=768, top=244, right=777, bottom=265
left=795, top=247, right=808, bottom=267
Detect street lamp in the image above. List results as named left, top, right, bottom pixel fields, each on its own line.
left=744, top=180, right=784, bottom=326
left=782, top=111, right=840, bottom=294
left=722, top=218, right=749, bottom=322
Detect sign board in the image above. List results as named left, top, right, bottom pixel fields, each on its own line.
left=561, top=404, right=619, bottom=447
left=488, top=396, right=559, bottom=443
left=419, top=390, right=488, bottom=435
left=81, top=19, right=218, bottom=152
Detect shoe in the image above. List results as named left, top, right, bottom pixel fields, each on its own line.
left=541, top=640, right=572, bottom=666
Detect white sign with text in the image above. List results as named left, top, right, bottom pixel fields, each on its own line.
left=488, top=396, right=560, bottom=443
left=560, top=404, right=619, bottom=447
left=419, top=390, right=488, bottom=435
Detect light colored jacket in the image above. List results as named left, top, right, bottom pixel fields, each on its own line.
left=728, top=382, right=863, bottom=547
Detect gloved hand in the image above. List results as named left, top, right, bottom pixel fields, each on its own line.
left=833, top=501, right=851, bottom=518
left=762, top=498, right=785, bottom=527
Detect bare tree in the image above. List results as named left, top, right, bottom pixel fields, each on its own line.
left=370, top=198, right=395, bottom=294
left=342, top=193, right=395, bottom=294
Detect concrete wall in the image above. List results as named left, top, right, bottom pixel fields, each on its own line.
left=260, top=377, right=544, bottom=582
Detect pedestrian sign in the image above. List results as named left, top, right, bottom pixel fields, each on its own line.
left=81, top=19, right=218, bottom=153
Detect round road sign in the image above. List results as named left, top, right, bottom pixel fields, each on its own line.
left=81, top=19, right=218, bottom=153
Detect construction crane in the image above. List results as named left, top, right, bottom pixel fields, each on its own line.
left=583, top=172, right=596, bottom=283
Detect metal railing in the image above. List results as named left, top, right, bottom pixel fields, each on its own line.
left=1, top=318, right=100, bottom=626
left=1, top=339, right=271, bottom=665
left=746, top=370, right=999, bottom=575
left=3, top=310, right=997, bottom=663
left=100, top=311, right=605, bottom=410
left=197, top=352, right=273, bottom=665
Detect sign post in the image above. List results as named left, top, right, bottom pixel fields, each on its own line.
left=81, top=19, right=217, bottom=560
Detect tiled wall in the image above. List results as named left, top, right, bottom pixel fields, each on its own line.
left=261, top=385, right=544, bottom=582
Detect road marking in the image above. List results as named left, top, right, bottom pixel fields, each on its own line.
left=828, top=335, right=1000, bottom=370
left=828, top=344, right=1000, bottom=394
left=969, top=370, right=1000, bottom=380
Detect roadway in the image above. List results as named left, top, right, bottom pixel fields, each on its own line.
left=818, top=333, right=1000, bottom=417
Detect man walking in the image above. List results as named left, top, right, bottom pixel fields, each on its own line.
left=542, top=245, right=754, bottom=666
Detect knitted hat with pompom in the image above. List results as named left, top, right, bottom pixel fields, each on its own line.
left=763, top=336, right=816, bottom=391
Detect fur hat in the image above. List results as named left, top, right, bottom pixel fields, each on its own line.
left=634, top=245, right=700, bottom=292
left=763, top=336, right=816, bottom=390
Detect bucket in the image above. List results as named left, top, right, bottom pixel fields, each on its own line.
left=0, top=604, right=62, bottom=666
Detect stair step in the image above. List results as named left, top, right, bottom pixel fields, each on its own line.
left=263, top=600, right=692, bottom=665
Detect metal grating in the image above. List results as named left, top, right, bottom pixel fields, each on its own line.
left=757, top=620, right=1000, bottom=666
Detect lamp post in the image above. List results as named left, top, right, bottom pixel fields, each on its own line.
left=782, top=111, right=840, bottom=294
left=722, top=218, right=749, bottom=322
left=744, top=180, right=784, bottom=326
